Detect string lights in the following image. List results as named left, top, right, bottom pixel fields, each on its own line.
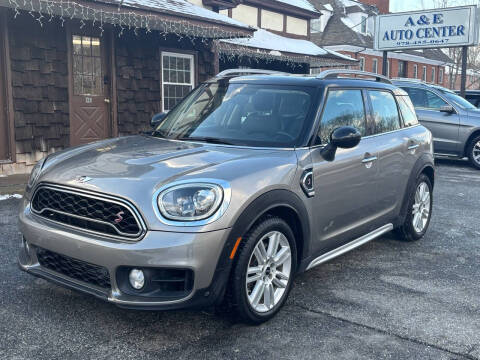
left=5, top=0, right=351, bottom=68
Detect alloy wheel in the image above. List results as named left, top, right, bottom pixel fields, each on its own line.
left=245, top=231, right=292, bottom=313
left=472, top=140, right=480, bottom=165
left=412, top=181, right=431, bottom=233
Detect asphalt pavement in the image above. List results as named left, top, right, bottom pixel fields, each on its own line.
left=1, top=159, right=479, bottom=360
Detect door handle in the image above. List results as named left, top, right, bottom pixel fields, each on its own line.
left=408, top=144, right=419, bottom=150
left=362, top=156, right=378, bottom=163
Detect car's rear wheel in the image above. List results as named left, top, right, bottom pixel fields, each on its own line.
left=467, top=134, right=480, bottom=170
left=396, top=173, right=433, bottom=242
left=228, top=216, right=297, bottom=324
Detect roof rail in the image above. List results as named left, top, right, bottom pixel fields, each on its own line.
left=316, top=70, right=392, bottom=84
left=216, top=68, right=289, bottom=78
left=391, top=77, right=425, bottom=83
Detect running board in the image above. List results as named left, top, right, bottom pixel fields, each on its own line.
left=306, top=223, right=393, bottom=271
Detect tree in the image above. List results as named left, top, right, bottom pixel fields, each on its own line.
left=431, top=0, right=480, bottom=89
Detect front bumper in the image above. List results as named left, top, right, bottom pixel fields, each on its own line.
left=18, top=201, right=232, bottom=310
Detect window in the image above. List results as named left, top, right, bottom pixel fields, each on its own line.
left=413, top=64, right=418, bottom=79
left=431, top=68, right=436, bottom=83
left=386, top=60, right=390, bottom=77
left=162, top=52, right=194, bottom=112
left=422, top=66, right=427, bottom=81
left=396, top=96, right=418, bottom=127
left=318, top=89, right=366, bottom=144
left=368, top=91, right=401, bottom=134
left=398, top=61, right=407, bottom=78
left=439, top=69, right=444, bottom=83
left=360, top=16, right=367, bottom=34
left=359, top=57, right=365, bottom=71
left=402, top=87, right=447, bottom=110
left=311, top=18, right=322, bottom=33
left=72, top=35, right=102, bottom=95
left=154, top=83, right=316, bottom=148
left=372, top=59, right=378, bottom=74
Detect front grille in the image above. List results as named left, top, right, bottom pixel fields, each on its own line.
left=31, top=186, right=143, bottom=239
left=36, top=247, right=111, bottom=289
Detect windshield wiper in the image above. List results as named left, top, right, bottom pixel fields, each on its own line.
left=178, top=136, right=235, bottom=145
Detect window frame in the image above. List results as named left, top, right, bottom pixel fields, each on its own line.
left=439, top=68, right=444, bottom=84
left=372, top=59, right=378, bottom=74
left=422, top=66, right=427, bottom=81
left=413, top=64, right=418, bottom=79
left=359, top=57, right=365, bottom=71
left=161, top=51, right=195, bottom=112
left=360, top=16, right=367, bottom=34
left=431, top=67, right=436, bottom=83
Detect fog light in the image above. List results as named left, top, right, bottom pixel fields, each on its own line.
left=129, top=269, right=145, bottom=290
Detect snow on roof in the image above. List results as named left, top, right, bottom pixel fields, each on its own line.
left=111, top=0, right=251, bottom=29
left=273, top=0, right=319, bottom=13
left=338, top=0, right=365, bottom=9
left=324, top=3, right=334, bottom=11
left=340, top=16, right=356, bottom=28
left=222, top=28, right=355, bottom=61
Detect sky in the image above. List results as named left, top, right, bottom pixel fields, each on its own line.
left=391, top=0, right=479, bottom=12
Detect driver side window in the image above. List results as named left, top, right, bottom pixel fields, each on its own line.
left=318, top=89, right=366, bottom=144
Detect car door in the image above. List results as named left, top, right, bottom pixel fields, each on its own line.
left=309, top=88, right=381, bottom=254
left=365, top=90, right=412, bottom=222
left=402, top=86, right=460, bottom=155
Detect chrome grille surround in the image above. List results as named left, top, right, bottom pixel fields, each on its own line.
left=31, top=184, right=146, bottom=241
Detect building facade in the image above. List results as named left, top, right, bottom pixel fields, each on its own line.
left=308, top=0, right=452, bottom=85
left=188, top=0, right=356, bottom=73
left=0, top=0, right=253, bottom=175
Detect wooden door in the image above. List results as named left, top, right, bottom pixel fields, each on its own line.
left=0, top=19, right=10, bottom=161
left=69, top=34, right=110, bottom=147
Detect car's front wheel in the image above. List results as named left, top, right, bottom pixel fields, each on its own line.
left=228, top=216, right=297, bottom=324
left=467, top=134, right=480, bottom=170
left=396, top=173, right=433, bottom=242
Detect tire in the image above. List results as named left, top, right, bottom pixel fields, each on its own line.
left=466, top=134, right=480, bottom=170
left=396, top=173, right=433, bottom=242
left=227, top=216, right=297, bottom=324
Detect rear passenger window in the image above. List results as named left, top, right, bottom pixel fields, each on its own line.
left=368, top=90, right=401, bottom=134
left=397, top=96, right=418, bottom=127
left=318, top=89, right=366, bottom=144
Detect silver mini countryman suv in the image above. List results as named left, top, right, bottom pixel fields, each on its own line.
left=19, top=69, right=435, bottom=324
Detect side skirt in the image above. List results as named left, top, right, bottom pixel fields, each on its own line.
left=305, top=223, right=393, bottom=271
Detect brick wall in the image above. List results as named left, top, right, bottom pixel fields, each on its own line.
left=345, top=51, right=446, bottom=86
left=1, top=13, right=69, bottom=175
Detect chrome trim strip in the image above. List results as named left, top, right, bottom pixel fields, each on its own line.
left=31, top=184, right=146, bottom=242
left=306, top=224, right=393, bottom=271
left=362, top=156, right=378, bottom=163
left=408, top=144, right=420, bottom=150
left=152, top=178, right=232, bottom=227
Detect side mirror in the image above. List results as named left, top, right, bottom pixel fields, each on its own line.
left=151, top=112, right=168, bottom=128
left=439, top=105, right=455, bottom=114
left=320, top=126, right=361, bottom=162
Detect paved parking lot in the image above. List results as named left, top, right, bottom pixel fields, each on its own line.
left=1, top=159, right=479, bottom=360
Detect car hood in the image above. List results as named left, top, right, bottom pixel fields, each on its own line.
left=35, top=135, right=298, bottom=231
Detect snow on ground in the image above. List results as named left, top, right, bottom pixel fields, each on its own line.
left=0, top=194, right=22, bottom=201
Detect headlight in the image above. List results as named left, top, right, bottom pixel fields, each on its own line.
left=157, top=183, right=223, bottom=221
left=27, top=158, right=46, bottom=189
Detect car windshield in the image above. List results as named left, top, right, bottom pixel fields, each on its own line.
left=440, top=90, right=477, bottom=110
left=153, top=81, right=316, bottom=147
